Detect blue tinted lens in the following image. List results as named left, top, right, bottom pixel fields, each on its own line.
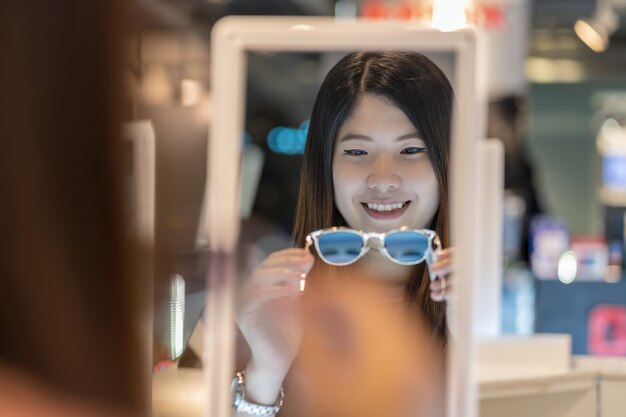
left=384, top=231, right=429, bottom=264
left=317, top=231, right=364, bottom=264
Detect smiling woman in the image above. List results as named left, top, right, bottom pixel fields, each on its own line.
left=293, top=51, right=453, bottom=301
left=235, top=51, right=455, bottom=417
left=332, top=94, right=440, bottom=232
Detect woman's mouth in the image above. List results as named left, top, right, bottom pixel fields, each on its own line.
left=361, top=201, right=410, bottom=220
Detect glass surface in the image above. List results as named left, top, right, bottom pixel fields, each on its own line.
left=317, top=231, right=364, bottom=264
left=385, top=231, right=429, bottom=263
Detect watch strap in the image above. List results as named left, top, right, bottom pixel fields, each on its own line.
left=232, top=371, right=284, bottom=416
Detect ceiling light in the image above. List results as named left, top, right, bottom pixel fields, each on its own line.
left=431, top=0, right=467, bottom=31
left=575, top=1, right=619, bottom=52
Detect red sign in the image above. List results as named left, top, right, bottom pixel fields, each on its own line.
left=359, top=1, right=504, bottom=29
left=588, top=305, right=626, bottom=356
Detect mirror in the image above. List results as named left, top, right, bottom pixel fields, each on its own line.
left=204, top=17, right=483, bottom=417
left=233, top=49, right=456, bottom=417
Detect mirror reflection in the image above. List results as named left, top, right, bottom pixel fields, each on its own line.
left=233, top=50, right=456, bottom=417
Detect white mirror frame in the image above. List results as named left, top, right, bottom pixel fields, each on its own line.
left=123, top=120, right=155, bottom=412
left=205, top=16, right=484, bottom=417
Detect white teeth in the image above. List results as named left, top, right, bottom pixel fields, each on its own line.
left=366, top=202, right=405, bottom=212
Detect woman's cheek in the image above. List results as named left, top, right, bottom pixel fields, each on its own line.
left=333, top=164, right=365, bottom=222
left=334, top=162, right=363, bottom=193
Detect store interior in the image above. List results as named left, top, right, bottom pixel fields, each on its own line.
left=2, top=1, right=626, bottom=417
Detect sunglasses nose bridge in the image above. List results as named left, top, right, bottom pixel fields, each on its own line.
left=363, top=233, right=385, bottom=250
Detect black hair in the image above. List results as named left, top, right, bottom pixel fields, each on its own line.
left=293, top=51, right=453, bottom=345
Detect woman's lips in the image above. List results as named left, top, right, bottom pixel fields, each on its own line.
left=361, top=201, right=410, bottom=220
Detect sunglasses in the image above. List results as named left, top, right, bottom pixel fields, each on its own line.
left=304, top=227, right=441, bottom=281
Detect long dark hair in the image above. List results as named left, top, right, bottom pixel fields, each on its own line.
left=292, top=51, right=452, bottom=345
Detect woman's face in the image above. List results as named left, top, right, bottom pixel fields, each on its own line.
left=332, top=94, right=440, bottom=233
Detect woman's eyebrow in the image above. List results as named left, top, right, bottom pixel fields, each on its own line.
left=395, top=133, right=423, bottom=141
left=339, top=132, right=422, bottom=143
left=339, top=133, right=372, bottom=142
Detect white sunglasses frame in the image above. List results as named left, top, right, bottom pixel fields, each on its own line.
left=305, top=226, right=441, bottom=280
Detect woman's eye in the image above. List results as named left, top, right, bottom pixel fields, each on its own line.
left=343, top=149, right=368, bottom=156
left=401, top=146, right=426, bottom=155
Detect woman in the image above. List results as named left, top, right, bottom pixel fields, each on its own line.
left=235, top=51, right=454, bottom=417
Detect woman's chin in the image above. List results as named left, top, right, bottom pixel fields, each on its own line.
left=360, top=218, right=412, bottom=233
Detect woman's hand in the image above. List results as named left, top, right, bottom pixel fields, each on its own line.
left=236, top=248, right=314, bottom=403
left=428, top=247, right=454, bottom=302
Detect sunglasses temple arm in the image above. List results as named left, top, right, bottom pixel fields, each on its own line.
left=300, top=236, right=314, bottom=293
left=426, top=247, right=440, bottom=281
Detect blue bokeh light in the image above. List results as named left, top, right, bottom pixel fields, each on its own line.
left=267, top=120, right=309, bottom=155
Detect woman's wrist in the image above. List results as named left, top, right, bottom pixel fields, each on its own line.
left=242, top=361, right=287, bottom=405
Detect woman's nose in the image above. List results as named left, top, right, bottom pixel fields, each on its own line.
left=366, top=156, right=401, bottom=191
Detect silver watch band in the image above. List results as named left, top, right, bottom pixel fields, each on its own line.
left=231, top=371, right=284, bottom=416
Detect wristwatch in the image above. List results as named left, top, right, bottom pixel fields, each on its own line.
left=231, top=371, right=285, bottom=416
